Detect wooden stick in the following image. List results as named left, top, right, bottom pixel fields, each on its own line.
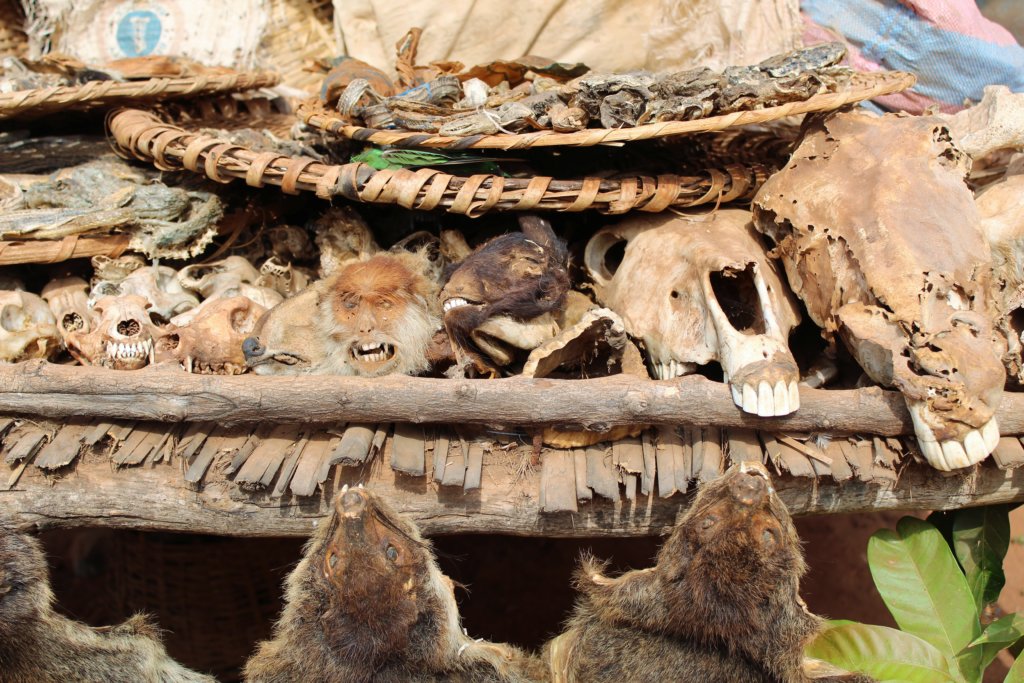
left=3, top=361, right=1024, bottom=436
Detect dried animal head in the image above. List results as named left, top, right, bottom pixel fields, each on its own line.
left=0, top=290, right=59, bottom=362
left=585, top=210, right=801, bottom=416
left=550, top=462, right=838, bottom=683
left=244, top=487, right=533, bottom=681
left=977, top=172, right=1024, bottom=385
left=155, top=296, right=265, bottom=375
left=441, top=216, right=569, bottom=374
left=91, top=264, right=199, bottom=325
left=754, top=110, right=1005, bottom=470
left=67, top=295, right=157, bottom=370
left=41, top=276, right=91, bottom=345
left=245, top=252, right=439, bottom=377
left=312, top=206, right=379, bottom=277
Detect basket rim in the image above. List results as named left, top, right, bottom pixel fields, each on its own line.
left=0, top=70, right=281, bottom=120
left=108, top=107, right=772, bottom=216
left=298, top=70, right=916, bottom=150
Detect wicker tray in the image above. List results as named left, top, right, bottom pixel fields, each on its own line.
left=0, top=70, right=280, bottom=120
left=298, top=70, right=916, bottom=150
left=108, top=108, right=770, bottom=215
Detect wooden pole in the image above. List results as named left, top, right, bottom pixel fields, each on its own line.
left=1, top=361, right=1023, bottom=435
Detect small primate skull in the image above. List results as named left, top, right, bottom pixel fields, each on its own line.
left=440, top=216, right=570, bottom=375
left=155, top=296, right=265, bottom=374
left=0, top=290, right=59, bottom=362
left=40, top=277, right=91, bottom=344
left=754, top=110, right=1006, bottom=470
left=67, top=295, right=157, bottom=370
left=244, top=252, right=439, bottom=377
left=585, top=209, right=802, bottom=416
left=91, top=265, right=198, bottom=324
left=257, top=256, right=309, bottom=297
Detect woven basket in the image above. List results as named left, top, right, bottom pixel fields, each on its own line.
left=299, top=70, right=916, bottom=150
left=0, top=70, right=280, bottom=121
left=261, top=0, right=337, bottom=92
left=108, top=531, right=300, bottom=681
left=108, top=108, right=770, bottom=215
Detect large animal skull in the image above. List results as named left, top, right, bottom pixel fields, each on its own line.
left=155, top=296, right=265, bottom=374
left=91, top=265, right=198, bottom=324
left=977, top=172, right=1024, bottom=385
left=585, top=210, right=801, bottom=416
left=67, top=295, right=157, bottom=370
left=0, top=290, right=59, bottom=362
left=173, top=255, right=282, bottom=326
left=40, top=277, right=91, bottom=345
left=754, top=110, right=1005, bottom=470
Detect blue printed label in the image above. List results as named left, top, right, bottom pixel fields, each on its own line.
left=114, top=9, right=163, bottom=57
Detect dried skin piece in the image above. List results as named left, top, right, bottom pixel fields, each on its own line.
left=155, top=296, right=265, bottom=375
left=244, top=487, right=544, bottom=682
left=0, top=530, right=215, bottom=682
left=546, top=462, right=873, bottom=683
left=754, top=111, right=1005, bottom=470
left=67, top=295, right=158, bottom=370
left=584, top=209, right=802, bottom=417
left=244, top=252, right=440, bottom=378
left=441, top=216, right=570, bottom=375
left=0, top=290, right=59, bottom=362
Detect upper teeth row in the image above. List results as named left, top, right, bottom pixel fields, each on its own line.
left=730, top=380, right=801, bottom=417
left=105, top=339, right=152, bottom=359
left=359, top=343, right=384, bottom=352
left=443, top=298, right=469, bottom=313
left=908, top=402, right=999, bottom=470
left=653, top=360, right=695, bottom=380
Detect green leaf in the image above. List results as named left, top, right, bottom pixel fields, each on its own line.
left=970, top=614, right=1024, bottom=671
left=868, top=517, right=982, bottom=682
left=806, top=622, right=960, bottom=683
left=953, top=505, right=1012, bottom=612
left=1006, top=653, right=1024, bottom=683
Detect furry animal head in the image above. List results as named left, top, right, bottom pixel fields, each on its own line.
left=440, top=216, right=569, bottom=373
left=244, top=251, right=441, bottom=377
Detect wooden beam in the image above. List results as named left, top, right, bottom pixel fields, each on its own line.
left=3, top=361, right=1022, bottom=436
left=2, top=453, right=1023, bottom=538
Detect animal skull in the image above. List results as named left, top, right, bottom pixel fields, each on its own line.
left=977, top=172, right=1024, bottom=385
left=753, top=110, right=1005, bottom=470
left=584, top=209, right=802, bottom=417
left=155, top=296, right=265, bottom=374
left=91, top=265, right=198, bottom=324
left=41, top=277, right=91, bottom=345
left=257, top=256, right=309, bottom=297
left=67, top=295, right=157, bottom=370
left=173, top=255, right=283, bottom=326
left=0, top=290, right=59, bottom=362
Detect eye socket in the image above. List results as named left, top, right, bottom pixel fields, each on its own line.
left=699, top=515, right=718, bottom=530
left=761, top=528, right=779, bottom=547
left=327, top=551, right=338, bottom=569
left=343, top=300, right=357, bottom=310
left=379, top=301, right=392, bottom=310
left=385, top=545, right=399, bottom=562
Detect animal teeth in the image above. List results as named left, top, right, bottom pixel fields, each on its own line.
left=742, top=384, right=758, bottom=414
left=731, top=384, right=742, bottom=406
left=773, top=381, right=789, bottom=416
left=756, top=381, right=774, bottom=417
left=907, top=402, right=997, bottom=470
left=443, top=297, right=469, bottom=313
left=788, top=381, right=800, bottom=411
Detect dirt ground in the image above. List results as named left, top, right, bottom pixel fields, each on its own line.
left=39, top=506, right=1022, bottom=681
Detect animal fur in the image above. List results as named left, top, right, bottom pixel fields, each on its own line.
left=244, top=488, right=545, bottom=682
left=245, top=251, right=440, bottom=377
left=0, top=528, right=214, bottom=683
left=545, top=462, right=873, bottom=683
left=441, top=215, right=569, bottom=373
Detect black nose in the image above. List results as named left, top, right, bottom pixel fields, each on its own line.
left=242, top=336, right=264, bottom=359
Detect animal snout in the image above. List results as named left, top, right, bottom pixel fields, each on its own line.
left=729, top=469, right=768, bottom=507
left=337, top=485, right=368, bottom=517
left=242, top=336, right=264, bottom=360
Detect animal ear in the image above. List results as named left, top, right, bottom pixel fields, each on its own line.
left=518, top=214, right=558, bottom=250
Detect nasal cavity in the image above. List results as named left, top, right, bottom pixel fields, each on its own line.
left=117, top=319, right=141, bottom=336
left=709, top=264, right=766, bottom=334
